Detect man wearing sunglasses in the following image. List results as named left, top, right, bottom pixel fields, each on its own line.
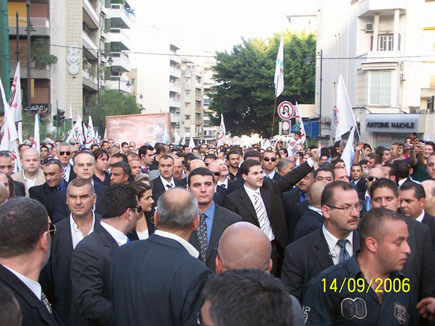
left=70, top=184, right=139, bottom=326
left=0, top=198, right=60, bottom=326
left=262, top=150, right=281, bottom=181
left=362, top=167, right=384, bottom=214
left=56, top=143, right=73, bottom=183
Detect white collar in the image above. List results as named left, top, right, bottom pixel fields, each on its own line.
left=322, top=225, right=353, bottom=254
left=308, top=206, right=323, bottom=215
left=154, top=230, right=199, bottom=258
left=70, top=213, right=96, bottom=249
left=416, top=210, right=425, bottom=223
left=2, top=265, right=42, bottom=300
left=217, top=178, right=229, bottom=187
left=100, top=221, right=128, bottom=246
left=264, top=170, right=276, bottom=179
left=244, top=184, right=260, bottom=197
left=160, top=176, right=175, bottom=189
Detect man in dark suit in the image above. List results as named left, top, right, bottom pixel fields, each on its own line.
left=208, top=161, right=232, bottom=206
left=0, top=150, right=25, bottom=196
left=226, top=150, right=262, bottom=194
left=40, top=178, right=99, bottom=326
left=370, top=178, right=434, bottom=311
left=224, top=150, right=318, bottom=276
left=281, top=181, right=362, bottom=303
left=350, top=163, right=366, bottom=200
left=0, top=197, right=59, bottom=326
left=70, top=184, right=139, bottom=326
left=57, top=143, right=74, bottom=183
left=262, top=150, right=281, bottom=180
left=187, top=168, right=241, bottom=271
left=152, top=154, right=184, bottom=206
left=399, top=181, right=435, bottom=249
left=29, top=159, right=68, bottom=223
left=111, top=188, right=210, bottom=326
left=293, top=181, right=326, bottom=241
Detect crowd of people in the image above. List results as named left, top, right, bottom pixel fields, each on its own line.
left=0, top=133, right=434, bottom=326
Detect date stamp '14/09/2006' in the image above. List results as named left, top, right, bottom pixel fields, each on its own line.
left=322, top=277, right=410, bottom=294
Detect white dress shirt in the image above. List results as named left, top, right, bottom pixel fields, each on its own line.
left=308, top=206, right=323, bottom=215
left=217, top=178, right=229, bottom=189
left=100, top=221, right=129, bottom=246
left=263, top=170, right=277, bottom=179
left=244, top=185, right=275, bottom=241
left=322, top=225, right=353, bottom=265
left=160, top=176, right=175, bottom=190
left=154, top=230, right=199, bottom=258
left=23, top=173, right=37, bottom=190
left=416, top=210, right=425, bottom=223
left=136, top=229, right=149, bottom=240
left=3, top=265, right=42, bottom=300
left=70, top=213, right=96, bottom=249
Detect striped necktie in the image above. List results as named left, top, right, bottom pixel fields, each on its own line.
left=252, top=192, right=267, bottom=231
left=198, top=213, right=207, bottom=263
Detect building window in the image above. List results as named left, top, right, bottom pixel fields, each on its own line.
left=185, top=115, right=190, bottom=120
left=378, top=34, right=393, bottom=51
left=369, top=70, right=391, bottom=105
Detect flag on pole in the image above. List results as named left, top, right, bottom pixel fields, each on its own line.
left=68, top=115, right=84, bottom=144
left=33, top=113, right=40, bottom=152
left=341, top=127, right=356, bottom=176
left=0, top=77, right=18, bottom=150
left=188, top=136, right=195, bottom=150
left=84, top=116, right=95, bottom=148
left=334, top=74, right=357, bottom=141
left=174, top=131, right=181, bottom=144
left=294, top=102, right=306, bottom=143
left=180, top=136, right=185, bottom=146
left=274, top=33, right=284, bottom=97
left=10, top=63, right=23, bottom=143
left=217, top=114, right=226, bottom=146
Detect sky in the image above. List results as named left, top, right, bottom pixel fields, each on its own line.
left=129, top=0, right=317, bottom=53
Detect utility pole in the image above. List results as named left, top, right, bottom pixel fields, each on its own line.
left=319, top=49, right=323, bottom=137
left=26, top=0, right=31, bottom=112
left=16, top=12, right=19, bottom=63
left=0, top=0, right=11, bottom=104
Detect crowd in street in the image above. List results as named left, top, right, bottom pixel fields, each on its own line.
left=0, top=133, right=434, bottom=325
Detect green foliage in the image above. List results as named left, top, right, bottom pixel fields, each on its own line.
left=87, top=89, right=141, bottom=130
left=209, top=30, right=316, bottom=137
left=31, top=38, right=58, bottom=66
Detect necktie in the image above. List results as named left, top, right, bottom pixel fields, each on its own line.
left=221, top=183, right=226, bottom=189
left=198, top=213, right=207, bottom=263
left=253, top=192, right=267, bottom=231
left=166, top=183, right=173, bottom=189
left=41, top=291, right=53, bottom=314
left=365, top=196, right=371, bottom=212
left=337, top=239, right=350, bottom=263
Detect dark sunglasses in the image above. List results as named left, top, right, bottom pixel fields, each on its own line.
left=367, top=176, right=380, bottom=182
left=131, top=206, right=143, bottom=213
left=49, top=223, right=56, bottom=237
left=212, top=172, right=221, bottom=177
left=263, top=157, right=276, bottom=162
left=59, top=151, right=71, bottom=156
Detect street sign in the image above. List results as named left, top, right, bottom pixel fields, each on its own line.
left=277, top=101, right=294, bottom=120
left=282, top=120, right=290, bottom=135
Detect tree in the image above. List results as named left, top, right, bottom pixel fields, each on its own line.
left=209, top=30, right=316, bottom=137
left=87, top=89, right=141, bottom=130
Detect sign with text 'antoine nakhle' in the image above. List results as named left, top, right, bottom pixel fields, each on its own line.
left=365, top=114, right=421, bottom=133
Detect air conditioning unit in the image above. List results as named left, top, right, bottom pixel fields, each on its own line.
left=366, top=24, right=373, bottom=33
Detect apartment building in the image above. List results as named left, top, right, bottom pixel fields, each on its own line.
left=316, top=0, right=435, bottom=146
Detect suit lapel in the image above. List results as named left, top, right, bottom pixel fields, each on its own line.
left=312, top=229, right=334, bottom=270
left=206, top=206, right=224, bottom=260
left=239, top=188, right=259, bottom=227
left=260, top=186, right=272, bottom=219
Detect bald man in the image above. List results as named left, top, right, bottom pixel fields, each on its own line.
left=293, top=182, right=327, bottom=240
left=215, top=222, right=305, bottom=326
left=363, top=167, right=384, bottom=213
left=12, top=148, right=45, bottom=196
left=422, top=180, right=435, bottom=216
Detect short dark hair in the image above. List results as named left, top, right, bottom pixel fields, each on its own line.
left=359, top=159, right=368, bottom=166
left=93, top=148, right=109, bottom=161
left=331, top=158, right=344, bottom=167
left=155, top=143, right=167, bottom=155
left=188, top=167, right=214, bottom=186
left=425, top=141, right=435, bottom=152
left=391, top=160, right=410, bottom=180
left=243, top=150, right=261, bottom=161
left=226, top=150, right=240, bottom=160
left=67, top=178, right=94, bottom=194
left=321, top=180, right=355, bottom=207
left=139, top=144, right=154, bottom=159
left=111, top=152, right=128, bottom=163
left=204, top=153, right=217, bottom=161
left=121, top=142, right=128, bottom=147
left=202, top=269, right=293, bottom=326
left=240, top=159, right=261, bottom=177
left=0, top=283, right=21, bottom=326
left=0, top=198, right=48, bottom=258
left=314, top=163, right=335, bottom=179
left=159, top=154, right=174, bottom=165
left=400, top=182, right=426, bottom=199
left=111, top=161, right=131, bottom=178
left=100, top=184, right=137, bottom=219
left=0, top=150, right=13, bottom=160
left=370, top=178, right=399, bottom=199
left=360, top=208, right=404, bottom=248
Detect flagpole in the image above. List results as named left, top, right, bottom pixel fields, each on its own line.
left=271, top=97, right=277, bottom=137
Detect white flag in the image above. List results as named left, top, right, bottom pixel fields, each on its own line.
left=33, top=113, right=40, bottom=152
left=423, top=131, right=432, bottom=142
left=334, top=74, right=356, bottom=141
left=217, top=114, right=226, bottom=146
left=274, top=33, right=284, bottom=97
left=180, top=136, right=185, bottom=146
left=84, top=116, right=95, bottom=148
left=295, top=102, right=306, bottom=143
left=10, top=62, right=23, bottom=123
left=341, top=127, right=355, bottom=176
left=174, top=132, right=181, bottom=144
left=70, top=115, right=84, bottom=144
left=189, top=136, right=195, bottom=150
left=0, top=77, right=18, bottom=149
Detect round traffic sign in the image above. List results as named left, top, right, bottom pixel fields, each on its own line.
left=277, top=101, right=294, bottom=120
left=282, top=120, right=290, bottom=131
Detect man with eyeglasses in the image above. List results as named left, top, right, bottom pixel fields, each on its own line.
left=262, top=150, right=281, bottom=181
left=56, top=143, right=74, bottom=183
left=70, top=184, right=139, bottom=326
left=0, top=197, right=60, bottom=326
left=187, top=168, right=241, bottom=271
left=29, top=159, right=68, bottom=224
left=40, top=178, right=99, bottom=326
left=208, top=161, right=227, bottom=206
left=281, top=181, right=361, bottom=303
left=0, top=150, right=25, bottom=197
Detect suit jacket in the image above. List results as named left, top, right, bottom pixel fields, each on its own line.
left=280, top=228, right=360, bottom=303
left=352, top=177, right=367, bottom=200
left=293, top=208, right=323, bottom=241
left=224, top=161, right=312, bottom=247
left=226, top=177, right=244, bottom=194
left=13, top=180, right=25, bottom=196
left=93, top=181, right=106, bottom=216
left=214, top=182, right=232, bottom=205
left=282, top=187, right=308, bottom=243
left=29, top=183, right=69, bottom=224
left=127, top=211, right=155, bottom=241
left=152, top=177, right=184, bottom=205
left=0, top=265, right=59, bottom=326
left=40, top=215, right=101, bottom=326
left=70, top=224, right=119, bottom=326
left=111, top=234, right=210, bottom=326
left=401, top=218, right=434, bottom=307
left=189, top=204, right=242, bottom=271
left=12, top=168, right=46, bottom=196
left=422, top=212, right=435, bottom=250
